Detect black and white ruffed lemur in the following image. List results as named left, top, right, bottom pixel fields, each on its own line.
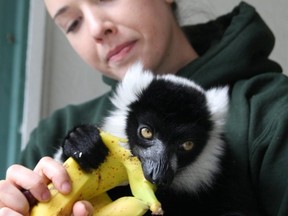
left=54, top=62, right=249, bottom=215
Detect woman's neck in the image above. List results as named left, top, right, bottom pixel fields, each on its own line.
left=156, top=25, right=198, bottom=75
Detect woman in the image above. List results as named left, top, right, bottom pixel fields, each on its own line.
left=1, top=0, right=288, bottom=215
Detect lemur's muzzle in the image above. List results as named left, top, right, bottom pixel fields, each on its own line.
left=137, top=139, right=174, bottom=187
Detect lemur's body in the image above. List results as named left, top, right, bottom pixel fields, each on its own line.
left=56, top=63, right=248, bottom=215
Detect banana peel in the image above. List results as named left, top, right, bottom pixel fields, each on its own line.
left=30, top=129, right=163, bottom=216
left=91, top=194, right=149, bottom=216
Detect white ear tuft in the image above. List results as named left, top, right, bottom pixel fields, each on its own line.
left=206, top=86, right=229, bottom=129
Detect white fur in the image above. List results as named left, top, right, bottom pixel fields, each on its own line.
left=159, top=73, right=205, bottom=94
left=206, top=86, right=230, bottom=133
left=53, top=147, right=63, bottom=162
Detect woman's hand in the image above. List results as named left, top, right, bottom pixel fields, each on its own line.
left=0, top=157, right=93, bottom=216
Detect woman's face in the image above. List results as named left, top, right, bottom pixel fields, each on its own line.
left=44, top=0, right=188, bottom=80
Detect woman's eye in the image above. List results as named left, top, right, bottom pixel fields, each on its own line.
left=181, top=141, right=194, bottom=151
left=139, top=127, right=153, bottom=139
left=66, top=18, right=81, bottom=34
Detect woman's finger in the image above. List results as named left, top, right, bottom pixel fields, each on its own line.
left=72, top=200, right=94, bottom=216
left=34, top=156, right=71, bottom=195
left=0, top=180, right=29, bottom=215
left=0, top=207, right=24, bottom=216
left=6, top=164, right=51, bottom=202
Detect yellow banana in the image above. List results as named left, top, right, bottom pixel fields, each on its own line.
left=30, top=129, right=163, bottom=216
left=92, top=195, right=149, bottom=216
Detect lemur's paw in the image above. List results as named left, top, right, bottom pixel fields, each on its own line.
left=62, top=124, right=109, bottom=171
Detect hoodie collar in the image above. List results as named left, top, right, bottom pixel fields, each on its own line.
left=177, top=1, right=282, bottom=88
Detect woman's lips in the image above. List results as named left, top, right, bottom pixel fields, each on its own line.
left=107, top=41, right=136, bottom=63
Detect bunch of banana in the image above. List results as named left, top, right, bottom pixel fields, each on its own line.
left=30, top=130, right=163, bottom=216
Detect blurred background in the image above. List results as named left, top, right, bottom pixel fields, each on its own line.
left=0, top=0, right=287, bottom=178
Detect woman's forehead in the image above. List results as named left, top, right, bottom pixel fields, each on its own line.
left=44, top=0, right=172, bottom=16
left=44, top=0, right=81, bottom=18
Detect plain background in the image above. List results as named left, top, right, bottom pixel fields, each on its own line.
left=21, top=0, right=288, bottom=148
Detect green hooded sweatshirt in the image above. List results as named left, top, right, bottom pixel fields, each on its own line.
left=20, top=2, right=288, bottom=215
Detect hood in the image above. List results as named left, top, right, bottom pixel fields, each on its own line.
left=178, top=1, right=282, bottom=88
left=103, top=2, right=282, bottom=89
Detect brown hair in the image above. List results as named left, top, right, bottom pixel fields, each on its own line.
left=171, top=2, right=177, bottom=11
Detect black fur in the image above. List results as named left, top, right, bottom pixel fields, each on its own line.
left=61, top=124, right=108, bottom=172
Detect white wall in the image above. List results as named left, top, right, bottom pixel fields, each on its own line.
left=41, top=17, right=109, bottom=119
left=22, top=0, right=288, bottom=147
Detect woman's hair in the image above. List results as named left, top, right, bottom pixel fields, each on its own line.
left=171, top=2, right=177, bottom=11
left=171, top=2, right=180, bottom=21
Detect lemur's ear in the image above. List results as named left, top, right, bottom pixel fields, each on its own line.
left=205, top=86, right=229, bottom=129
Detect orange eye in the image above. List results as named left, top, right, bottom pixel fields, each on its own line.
left=181, top=141, right=194, bottom=151
left=140, top=127, right=153, bottom=139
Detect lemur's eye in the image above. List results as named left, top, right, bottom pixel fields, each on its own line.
left=181, top=141, right=194, bottom=151
left=140, top=127, right=153, bottom=139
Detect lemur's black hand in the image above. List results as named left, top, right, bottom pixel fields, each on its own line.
left=62, top=124, right=109, bottom=172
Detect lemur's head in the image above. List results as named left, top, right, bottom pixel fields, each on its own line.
left=103, top=62, right=229, bottom=193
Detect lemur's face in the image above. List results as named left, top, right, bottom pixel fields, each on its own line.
left=126, top=79, right=213, bottom=187
left=103, top=63, right=229, bottom=193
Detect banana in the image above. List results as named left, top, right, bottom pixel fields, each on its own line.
left=92, top=195, right=149, bottom=216
left=30, top=129, right=163, bottom=216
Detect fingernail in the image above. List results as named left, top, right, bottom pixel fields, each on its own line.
left=42, top=190, right=51, bottom=201
left=61, top=181, right=71, bottom=193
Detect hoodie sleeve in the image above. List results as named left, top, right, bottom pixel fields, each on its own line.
left=227, top=72, right=288, bottom=215
left=19, top=93, right=112, bottom=169
left=19, top=105, right=89, bottom=169
left=249, top=74, right=288, bottom=216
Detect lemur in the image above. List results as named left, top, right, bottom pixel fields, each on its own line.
left=55, top=63, right=250, bottom=215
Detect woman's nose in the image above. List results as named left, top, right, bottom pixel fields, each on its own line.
left=85, top=9, right=117, bottom=43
